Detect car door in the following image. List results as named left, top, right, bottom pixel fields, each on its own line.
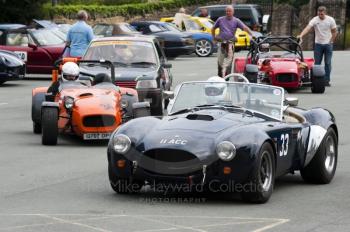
left=154, top=41, right=172, bottom=91
left=0, top=29, right=32, bottom=63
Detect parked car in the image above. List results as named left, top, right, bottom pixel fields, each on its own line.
left=130, top=21, right=195, bottom=58
left=0, top=50, right=25, bottom=85
left=107, top=80, right=338, bottom=203
left=192, top=4, right=270, bottom=33
left=81, top=35, right=173, bottom=115
left=160, top=16, right=250, bottom=52
left=93, top=23, right=141, bottom=37
left=31, top=59, right=146, bottom=145
left=234, top=36, right=326, bottom=93
left=0, top=27, right=65, bottom=74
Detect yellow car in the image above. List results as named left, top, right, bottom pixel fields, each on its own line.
left=160, top=16, right=250, bottom=51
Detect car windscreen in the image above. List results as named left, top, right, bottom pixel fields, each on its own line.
left=31, top=29, right=65, bottom=46
left=198, top=18, right=214, bottom=29
left=234, top=9, right=254, bottom=26
left=93, top=25, right=113, bottom=36
left=83, top=40, right=158, bottom=67
left=170, top=82, right=284, bottom=120
left=183, top=19, right=201, bottom=31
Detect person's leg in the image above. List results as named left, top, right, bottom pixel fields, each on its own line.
left=314, top=43, right=323, bottom=65
left=324, top=43, right=333, bottom=83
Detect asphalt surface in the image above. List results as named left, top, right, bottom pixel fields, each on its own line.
left=0, top=51, right=350, bottom=232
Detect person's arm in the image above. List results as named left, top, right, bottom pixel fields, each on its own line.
left=237, top=19, right=253, bottom=37
left=66, top=28, right=71, bottom=47
left=87, top=26, right=94, bottom=43
left=212, top=18, right=220, bottom=40
left=298, top=18, right=315, bottom=40
left=330, top=18, right=337, bottom=43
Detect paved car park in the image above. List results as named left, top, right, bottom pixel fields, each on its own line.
left=0, top=51, right=350, bottom=231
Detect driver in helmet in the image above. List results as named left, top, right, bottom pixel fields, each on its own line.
left=48, top=62, right=80, bottom=95
left=204, top=76, right=228, bottom=104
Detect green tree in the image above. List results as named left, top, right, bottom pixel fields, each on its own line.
left=0, top=0, right=48, bottom=24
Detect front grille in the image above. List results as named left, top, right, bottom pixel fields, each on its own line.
left=83, top=115, right=115, bottom=127
left=276, top=73, right=296, bottom=83
left=142, top=149, right=201, bottom=176
left=115, top=81, right=136, bottom=89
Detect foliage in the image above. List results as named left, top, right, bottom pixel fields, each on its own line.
left=57, top=0, right=147, bottom=5
left=0, top=0, right=48, bottom=24
left=44, top=0, right=208, bottom=19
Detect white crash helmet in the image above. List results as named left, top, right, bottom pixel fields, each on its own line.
left=259, top=43, right=270, bottom=53
left=61, top=62, right=80, bottom=82
left=205, top=76, right=227, bottom=104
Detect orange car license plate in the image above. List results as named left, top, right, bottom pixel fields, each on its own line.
left=83, top=133, right=111, bottom=140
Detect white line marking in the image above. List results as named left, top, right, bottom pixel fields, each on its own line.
left=38, top=214, right=112, bottom=232
left=0, top=103, right=8, bottom=106
left=130, top=215, right=207, bottom=232
left=252, top=219, right=290, bottom=232
left=197, top=220, right=268, bottom=228
left=134, top=227, right=178, bottom=232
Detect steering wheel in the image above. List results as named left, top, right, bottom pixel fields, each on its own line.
left=224, top=73, right=250, bottom=83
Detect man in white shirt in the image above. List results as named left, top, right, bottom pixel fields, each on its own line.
left=298, top=6, right=337, bottom=86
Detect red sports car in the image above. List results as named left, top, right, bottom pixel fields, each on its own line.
left=234, top=36, right=326, bottom=93
left=0, top=26, right=65, bottom=74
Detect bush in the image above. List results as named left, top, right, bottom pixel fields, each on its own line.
left=0, top=0, right=47, bottom=24
left=44, top=0, right=208, bottom=19
left=58, top=0, right=147, bottom=5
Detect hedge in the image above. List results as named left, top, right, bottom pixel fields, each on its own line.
left=58, top=0, right=147, bottom=5
left=44, top=0, right=208, bottom=19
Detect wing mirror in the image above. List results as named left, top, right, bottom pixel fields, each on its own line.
left=28, top=43, right=38, bottom=50
left=163, top=91, right=174, bottom=99
left=285, top=97, right=298, bottom=107
left=162, top=63, right=172, bottom=69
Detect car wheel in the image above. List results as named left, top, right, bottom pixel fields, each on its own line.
left=241, top=142, right=275, bottom=203
left=301, top=128, right=337, bottom=184
left=33, top=122, right=42, bottom=134
left=311, top=77, right=325, bottom=93
left=41, top=107, right=58, bottom=145
left=108, top=165, right=143, bottom=194
left=195, top=39, right=213, bottom=57
left=0, top=80, right=6, bottom=85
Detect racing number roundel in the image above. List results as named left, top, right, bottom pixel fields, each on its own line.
left=279, top=133, right=289, bottom=156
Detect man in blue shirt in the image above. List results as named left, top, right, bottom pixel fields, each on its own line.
left=66, top=10, right=94, bottom=57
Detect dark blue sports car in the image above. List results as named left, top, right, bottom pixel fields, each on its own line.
left=107, top=80, right=338, bottom=203
left=0, top=50, right=25, bottom=85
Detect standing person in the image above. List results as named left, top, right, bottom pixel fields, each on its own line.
left=174, top=7, right=187, bottom=30
left=212, top=5, right=253, bottom=77
left=66, top=10, right=94, bottom=58
left=298, top=6, right=337, bottom=86
left=198, top=8, right=209, bottom=18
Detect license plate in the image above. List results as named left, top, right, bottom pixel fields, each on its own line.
left=83, top=133, right=111, bottom=140
left=14, top=51, right=27, bottom=61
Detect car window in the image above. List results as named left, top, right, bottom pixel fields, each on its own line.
left=93, top=25, right=113, bottom=36
left=120, top=24, right=137, bottom=33
left=235, top=8, right=254, bottom=26
left=31, top=29, right=65, bottom=46
left=84, top=41, right=158, bottom=67
left=183, top=19, right=201, bottom=31
left=199, top=19, right=214, bottom=29
left=6, top=33, right=29, bottom=46
left=210, top=9, right=225, bottom=20
left=149, top=25, right=164, bottom=33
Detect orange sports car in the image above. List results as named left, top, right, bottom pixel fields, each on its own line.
left=31, top=58, right=150, bottom=145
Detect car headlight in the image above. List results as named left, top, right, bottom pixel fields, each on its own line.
left=136, top=80, right=157, bottom=89
left=113, top=134, right=131, bottom=154
left=64, top=96, right=74, bottom=110
left=121, top=99, right=128, bottom=109
left=216, top=141, right=236, bottom=161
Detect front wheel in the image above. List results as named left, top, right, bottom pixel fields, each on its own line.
left=108, top=165, right=143, bottom=194
left=33, top=122, right=42, bottom=134
left=0, top=80, right=6, bottom=85
left=301, top=128, right=337, bottom=184
left=195, top=39, right=213, bottom=57
left=241, top=142, right=275, bottom=203
left=41, top=107, right=58, bottom=145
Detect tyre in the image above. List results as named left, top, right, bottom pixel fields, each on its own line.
left=108, top=165, right=143, bottom=194
left=311, top=66, right=325, bottom=94
left=41, top=107, right=58, bottom=145
left=33, top=122, right=42, bottom=134
left=300, top=128, right=337, bottom=184
left=311, top=77, right=325, bottom=93
left=241, top=142, right=275, bottom=203
left=195, top=39, right=213, bottom=57
left=0, top=80, right=6, bottom=85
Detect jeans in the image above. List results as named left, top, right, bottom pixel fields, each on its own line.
left=314, top=43, right=333, bottom=82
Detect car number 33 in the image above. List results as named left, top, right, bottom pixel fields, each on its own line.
left=279, top=133, right=289, bottom=156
